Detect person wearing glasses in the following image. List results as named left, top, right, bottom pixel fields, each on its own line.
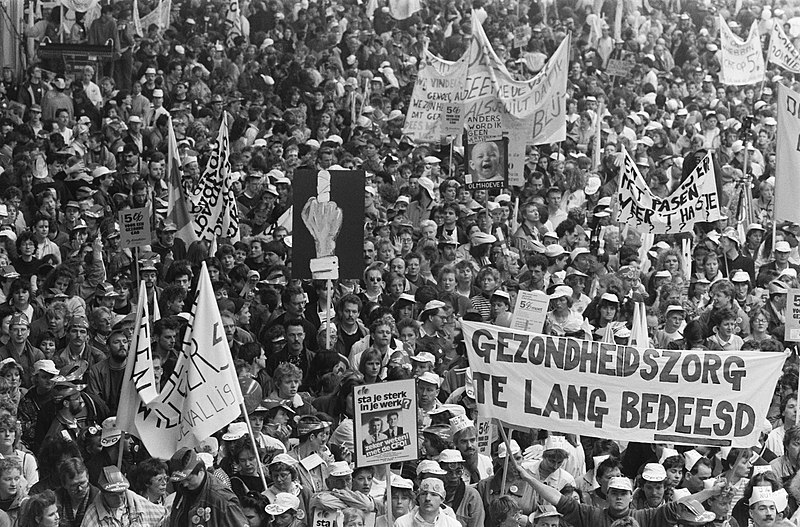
left=54, top=457, right=98, bottom=527
left=439, top=449, right=485, bottom=527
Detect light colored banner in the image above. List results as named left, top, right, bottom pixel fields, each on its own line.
left=133, top=0, right=171, bottom=37
left=120, top=263, right=243, bottom=459
left=462, top=321, right=788, bottom=447
left=776, top=83, right=800, bottom=225
left=719, top=17, right=765, bottom=85
left=403, top=12, right=569, bottom=184
left=189, top=122, right=241, bottom=243
left=616, top=148, right=721, bottom=234
left=768, top=22, right=800, bottom=73
left=403, top=53, right=468, bottom=143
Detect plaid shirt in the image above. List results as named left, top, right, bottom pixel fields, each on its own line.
left=81, top=490, right=166, bottom=527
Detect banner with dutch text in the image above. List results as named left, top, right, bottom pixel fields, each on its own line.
left=615, top=148, right=721, bottom=234
left=719, top=17, right=765, bottom=85
left=120, top=263, right=243, bottom=459
left=462, top=321, right=788, bottom=447
left=768, top=22, right=800, bottom=73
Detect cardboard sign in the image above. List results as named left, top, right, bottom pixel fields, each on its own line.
left=786, top=289, right=800, bottom=341
left=292, top=169, right=365, bottom=280
left=354, top=379, right=418, bottom=467
left=514, top=26, right=529, bottom=49
left=510, top=290, right=549, bottom=333
left=606, top=58, right=635, bottom=77
left=475, top=417, right=496, bottom=456
left=118, top=207, right=152, bottom=249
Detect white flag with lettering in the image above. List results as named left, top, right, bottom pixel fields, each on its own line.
left=768, top=22, right=800, bottom=74
left=719, top=17, right=765, bottom=85
left=121, top=263, right=243, bottom=459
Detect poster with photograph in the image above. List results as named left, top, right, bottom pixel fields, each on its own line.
left=292, top=169, right=365, bottom=279
left=354, top=379, right=418, bottom=467
left=464, top=135, right=508, bottom=191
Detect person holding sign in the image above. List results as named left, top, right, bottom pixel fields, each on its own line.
left=510, top=453, right=728, bottom=527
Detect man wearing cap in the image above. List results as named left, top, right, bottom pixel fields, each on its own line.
left=523, top=436, right=576, bottom=502
left=82, top=465, right=166, bottom=527
left=289, top=415, right=330, bottom=492
left=395, top=477, right=462, bottom=527
left=450, top=415, right=493, bottom=484
left=0, top=312, right=44, bottom=389
left=417, top=300, right=449, bottom=368
left=720, top=228, right=755, bottom=283
left=513, top=455, right=726, bottom=527
left=168, top=447, right=248, bottom=527
left=439, top=449, right=485, bottom=527
left=757, top=240, right=800, bottom=286
left=18, top=359, right=59, bottom=449
left=152, top=221, right=187, bottom=264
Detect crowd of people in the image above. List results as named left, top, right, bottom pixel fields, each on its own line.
left=0, top=0, right=798, bottom=526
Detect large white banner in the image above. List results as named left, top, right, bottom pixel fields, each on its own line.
left=769, top=22, right=800, bottom=74
left=616, top=148, right=721, bottom=234
left=776, top=83, right=800, bottom=225
left=719, top=17, right=765, bottom=85
left=403, top=52, right=468, bottom=143
left=119, top=263, right=243, bottom=459
left=462, top=321, right=788, bottom=447
left=403, top=12, right=569, bottom=183
left=133, top=0, right=171, bottom=37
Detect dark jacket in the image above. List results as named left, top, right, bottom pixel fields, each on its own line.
left=169, top=470, right=248, bottom=527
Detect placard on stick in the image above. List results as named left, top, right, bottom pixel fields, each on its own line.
left=354, top=379, right=418, bottom=467
left=510, top=290, right=549, bottom=333
left=118, top=207, right=152, bottom=249
left=786, top=289, right=800, bottom=341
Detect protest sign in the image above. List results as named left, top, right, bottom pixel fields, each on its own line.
left=606, top=58, right=635, bottom=77
left=312, top=510, right=343, bottom=527
left=189, top=122, right=241, bottom=243
left=768, top=22, right=800, bottom=73
left=719, top=17, right=765, bottom=85
left=292, top=169, right=365, bottom=280
left=786, top=289, right=800, bottom=341
left=118, top=207, right=151, bottom=249
left=403, top=53, right=468, bottom=143
left=464, top=136, right=507, bottom=191
left=462, top=320, right=788, bottom=447
left=616, top=148, right=721, bottom=234
left=514, top=26, right=529, bottom=49
left=405, top=11, right=569, bottom=161
left=354, top=379, right=418, bottom=467
left=776, top=83, right=800, bottom=225
left=475, top=417, right=496, bottom=456
left=118, top=262, right=243, bottom=459
left=511, top=290, right=549, bottom=333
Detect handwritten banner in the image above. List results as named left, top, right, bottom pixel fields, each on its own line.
left=769, top=22, right=800, bottom=73
left=403, top=11, right=569, bottom=184
left=719, top=17, right=765, bottom=85
left=616, top=148, right=721, bottom=234
left=463, top=321, right=788, bottom=447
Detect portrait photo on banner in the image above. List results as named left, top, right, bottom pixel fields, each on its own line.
left=464, top=135, right=508, bottom=192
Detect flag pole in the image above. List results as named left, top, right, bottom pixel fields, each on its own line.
left=497, top=419, right=512, bottom=493
left=325, top=279, right=333, bottom=350
left=386, top=465, right=394, bottom=527
left=241, top=403, right=269, bottom=491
